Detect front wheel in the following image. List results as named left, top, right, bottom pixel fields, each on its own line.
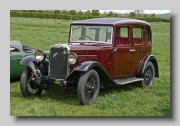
left=77, top=69, right=100, bottom=105
left=141, top=61, right=155, bottom=88
left=20, top=67, right=42, bottom=97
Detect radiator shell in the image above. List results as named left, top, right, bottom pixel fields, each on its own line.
left=49, top=48, right=68, bottom=79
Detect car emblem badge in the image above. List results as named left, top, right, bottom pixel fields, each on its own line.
left=63, top=50, right=67, bottom=55
left=40, top=63, right=44, bottom=68
left=53, top=52, right=58, bottom=58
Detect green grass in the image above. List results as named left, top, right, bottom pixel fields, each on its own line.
left=10, top=17, right=170, bottom=116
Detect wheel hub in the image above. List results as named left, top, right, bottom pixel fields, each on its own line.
left=87, top=83, right=95, bottom=92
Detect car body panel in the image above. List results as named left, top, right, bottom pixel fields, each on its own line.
left=68, top=43, right=114, bottom=76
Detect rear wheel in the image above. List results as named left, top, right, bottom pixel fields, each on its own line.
left=77, top=69, right=100, bottom=105
left=20, top=67, right=42, bottom=97
left=141, top=62, right=155, bottom=88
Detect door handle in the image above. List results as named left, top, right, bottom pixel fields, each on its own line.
left=111, top=48, right=117, bottom=54
left=129, top=49, right=136, bottom=52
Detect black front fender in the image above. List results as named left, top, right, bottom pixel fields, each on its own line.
left=20, top=55, right=38, bottom=74
left=65, top=61, right=116, bottom=85
left=75, top=61, right=102, bottom=71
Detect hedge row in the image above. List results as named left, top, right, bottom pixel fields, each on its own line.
left=10, top=11, right=170, bottom=22
left=131, top=17, right=170, bottom=22
left=10, top=11, right=102, bottom=20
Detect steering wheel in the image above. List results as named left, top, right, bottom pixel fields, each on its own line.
left=78, top=36, right=93, bottom=41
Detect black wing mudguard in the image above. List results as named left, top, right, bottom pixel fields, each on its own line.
left=138, top=54, right=159, bottom=78
left=65, top=61, right=116, bottom=85
left=20, top=56, right=38, bottom=74
left=20, top=55, right=49, bottom=76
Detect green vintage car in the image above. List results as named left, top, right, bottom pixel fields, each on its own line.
left=10, top=40, right=49, bottom=79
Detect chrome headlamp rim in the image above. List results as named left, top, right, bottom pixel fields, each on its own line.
left=35, top=49, right=46, bottom=62
left=67, top=52, right=78, bottom=65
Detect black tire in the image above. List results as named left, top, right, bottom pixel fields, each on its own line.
left=141, top=62, right=155, bottom=88
left=20, top=67, right=42, bottom=97
left=77, top=69, right=100, bottom=105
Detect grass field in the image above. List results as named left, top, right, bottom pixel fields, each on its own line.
left=10, top=17, right=170, bottom=116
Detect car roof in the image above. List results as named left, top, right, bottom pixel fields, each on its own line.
left=71, top=18, right=150, bottom=26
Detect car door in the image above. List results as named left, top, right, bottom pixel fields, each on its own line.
left=112, top=26, right=132, bottom=78
left=130, top=26, right=150, bottom=75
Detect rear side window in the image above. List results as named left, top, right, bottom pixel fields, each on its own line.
left=145, top=28, right=151, bottom=45
left=133, top=27, right=143, bottom=45
left=133, top=28, right=142, bottom=38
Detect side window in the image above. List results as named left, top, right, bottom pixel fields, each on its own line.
left=120, top=27, right=128, bottom=37
left=133, top=27, right=143, bottom=45
left=145, top=28, right=151, bottom=45
left=115, top=27, right=129, bottom=45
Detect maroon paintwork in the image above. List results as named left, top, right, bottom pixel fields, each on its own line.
left=67, top=18, right=152, bottom=79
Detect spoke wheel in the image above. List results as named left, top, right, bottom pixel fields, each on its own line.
left=85, top=75, right=97, bottom=102
left=141, top=62, right=155, bottom=88
left=78, top=69, right=100, bottom=105
left=20, top=67, right=42, bottom=97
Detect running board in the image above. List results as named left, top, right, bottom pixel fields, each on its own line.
left=114, top=77, right=143, bottom=85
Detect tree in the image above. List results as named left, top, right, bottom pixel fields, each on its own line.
left=133, top=10, right=144, bottom=17
left=92, top=10, right=100, bottom=16
left=84, top=10, right=92, bottom=16
left=114, top=13, right=118, bottom=17
left=149, top=13, right=156, bottom=18
left=54, top=10, right=61, bottom=14
left=129, top=12, right=136, bottom=17
left=69, top=10, right=77, bottom=15
left=37, top=10, right=44, bottom=13
left=28, top=10, right=36, bottom=12
left=143, top=14, right=148, bottom=18
left=61, top=10, right=69, bottom=14
left=46, top=10, right=53, bottom=13
left=133, top=10, right=144, bottom=14
left=107, top=11, right=114, bottom=17
left=77, top=10, right=84, bottom=15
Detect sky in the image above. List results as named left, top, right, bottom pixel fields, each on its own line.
left=82, top=10, right=170, bottom=14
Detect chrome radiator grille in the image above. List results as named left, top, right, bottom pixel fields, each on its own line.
left=49, top=48, right=68, bottom=79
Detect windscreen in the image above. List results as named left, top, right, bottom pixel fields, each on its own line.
left=70, top=25, right=113, bottom=44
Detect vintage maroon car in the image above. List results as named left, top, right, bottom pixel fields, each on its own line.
left=20, top=18, right=159, bottom=105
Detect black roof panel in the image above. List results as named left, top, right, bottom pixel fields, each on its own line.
left=71, top=18, right=150, bottom=26
left=73, top=18, right=129, bottom=23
